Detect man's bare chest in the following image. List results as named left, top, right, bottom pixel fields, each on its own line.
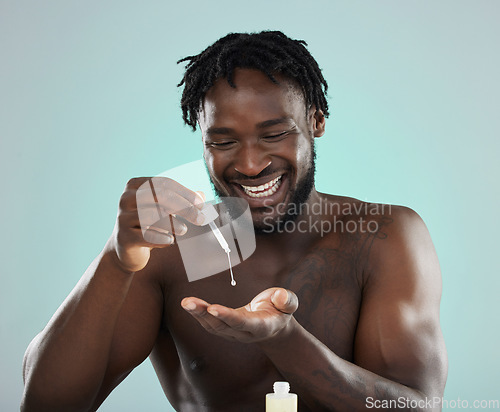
left=158, top=244, right=363, bottom=396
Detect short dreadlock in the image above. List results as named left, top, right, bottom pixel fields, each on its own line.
left=177, top=30, right=329, bottom=131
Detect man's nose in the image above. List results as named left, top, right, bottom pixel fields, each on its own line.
left=233, top=144, right=272, bottom=177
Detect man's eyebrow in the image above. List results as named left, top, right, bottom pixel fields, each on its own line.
left=205, top=118, right=294, bottom=136
left=205, top=127, right=233, bottom=136
left=256, top=117, right=294, bottom=129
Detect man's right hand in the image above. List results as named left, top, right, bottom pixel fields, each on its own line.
left=107, top=177, right=206, bottom=273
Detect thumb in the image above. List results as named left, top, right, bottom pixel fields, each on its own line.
left=271, top=288, right=299, bottom=315
left=195, top=191, right=206, bottom=203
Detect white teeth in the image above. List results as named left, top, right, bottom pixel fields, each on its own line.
left=241, top=176, right=282, bottom=198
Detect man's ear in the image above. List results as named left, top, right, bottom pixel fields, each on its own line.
left=310, top=107, right=326, bottom=137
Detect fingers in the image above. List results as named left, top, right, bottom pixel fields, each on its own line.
left=271, top=288, right=299, bottom=315
left=127, top=177, right=204, bottom=208
left=116, top=226, right=174, bottom=251
left=181, top=298, right=252, bottom=341
left=180, top=291, right=298, bottom=343
left=205, top=305, right=249, bottom=331
left=247, top=287, right=299, bottom=315
left=120, top=177, right=206, bottom=225
left=195, top=191, right=206, bottom=202
left=117, top=176, right=209, bottom=249
left=143, top=215, right=187, bottom=241
left=143, top=227, right=175, bottom=245
left=110, top=177, right=206, bottom=272
left=135, top=178, right=206, bottom=225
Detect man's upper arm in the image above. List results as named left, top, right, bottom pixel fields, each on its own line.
left=90, top=257, right=165, bottom=409
left=354, top=206, right=447, bottom=398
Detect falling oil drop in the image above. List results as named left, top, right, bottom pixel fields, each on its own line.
left=226, top=251, right=236, bottom=286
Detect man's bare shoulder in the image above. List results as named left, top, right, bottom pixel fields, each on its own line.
left=316, top=194, right=435, bottom=277
left=324, top=196, right=441, bottom=292
left=319, top=193, right=424, bottom=235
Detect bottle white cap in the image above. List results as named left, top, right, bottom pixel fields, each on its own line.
left=273, top=381, right=290, bottom=395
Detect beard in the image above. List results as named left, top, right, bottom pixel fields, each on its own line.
left=206, top=143, right=317, bottom=234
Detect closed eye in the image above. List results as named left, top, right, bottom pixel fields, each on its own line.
left=262, top=131, right=288, bottom=141
left=206, top=141, right=236, bottom=149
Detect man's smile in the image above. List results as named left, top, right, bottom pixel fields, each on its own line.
left=239, top=175, right=282, bottom=198
left=229, top=173, right=290, bottom=210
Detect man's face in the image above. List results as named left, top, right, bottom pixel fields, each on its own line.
left=198, top=69, right=325, bottom=231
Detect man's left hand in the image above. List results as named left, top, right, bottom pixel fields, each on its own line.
left=181, top=287, right=298, bottom=343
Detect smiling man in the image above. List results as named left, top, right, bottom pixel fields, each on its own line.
left=22, top=31, right=448, bottom=411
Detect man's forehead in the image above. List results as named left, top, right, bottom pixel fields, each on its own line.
left=204, top=69, right=303, bottom=103
left=199, top=69, right=306, bottom=124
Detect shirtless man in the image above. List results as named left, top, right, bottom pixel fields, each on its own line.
left=21, top=31, right=447, bottom=411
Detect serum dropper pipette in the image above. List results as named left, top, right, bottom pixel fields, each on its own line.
left=200, top=203, right=236, bottom=286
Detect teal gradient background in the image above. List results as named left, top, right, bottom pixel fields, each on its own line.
left=1, top=1, right=499, bottom=410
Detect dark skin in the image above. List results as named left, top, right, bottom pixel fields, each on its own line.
left=21, top=69, right=447, bottom=411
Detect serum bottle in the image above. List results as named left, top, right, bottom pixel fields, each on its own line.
left=266, top=381, right=297, bottom=412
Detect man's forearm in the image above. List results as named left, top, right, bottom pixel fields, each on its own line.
left=257, top=318, right=433, bottom=412
left=21, top=249, right=135, bottom=411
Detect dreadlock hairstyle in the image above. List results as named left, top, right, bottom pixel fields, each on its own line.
left=177, top=31, right=329, bottom=131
